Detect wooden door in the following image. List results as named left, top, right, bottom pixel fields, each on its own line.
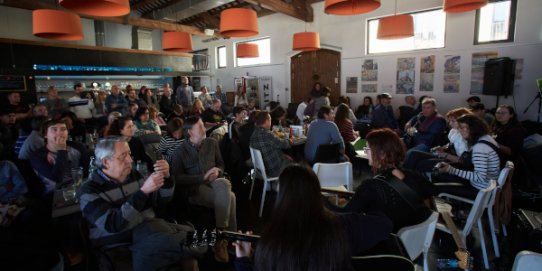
left=291, top=49, right=341, bottom=105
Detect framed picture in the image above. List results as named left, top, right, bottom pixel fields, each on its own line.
left=0, top=75, right=26, bottom=91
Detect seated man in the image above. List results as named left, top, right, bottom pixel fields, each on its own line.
left=169, top=116, right=237, bottom=231
left=404, top=97, right=447, bottom=152
left=79, top=137, right=200, bottom=270
left=201, top=99, right=226, bottom=127
left=250, top=111, right=292, bottom=178
left=30, top=119, right=82, bottom=195
left=304, top=106, right=346, bottom=164
left=371, top=93, right=399, bottom=131
left=18, top=116, right=48, bottom=160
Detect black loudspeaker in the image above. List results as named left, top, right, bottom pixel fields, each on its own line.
left=483, top=57, right=515, bottom=96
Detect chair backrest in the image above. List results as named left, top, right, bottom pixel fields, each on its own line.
left=312, top=162, right=353, bottom=191
left=397, top=212, right=439, bottom=261
left=249, top=147, right=271, bottom=181
left=462, top=180, right=497, bottom=236
left=487, top=161, right=514, bottom=208
left=512, top=250, right=542, bottom=271
left=314, top=143, right=341, bottom=163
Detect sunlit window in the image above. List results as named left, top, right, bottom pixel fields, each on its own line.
left=475, top=0, right=516, bottom=44
left=367, top=9, right=446, bottom=54
left=236, top=37, right=271, bottom=67
left=216, top=46, right=226, bottom=68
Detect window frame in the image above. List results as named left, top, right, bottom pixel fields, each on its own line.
left=366, top=8, right=447, bottom=55
left=216, top=45, right=227, bottom=69
left=474, top=0, right=517, bottom=45
left=235, top=37, right=271, bottom=67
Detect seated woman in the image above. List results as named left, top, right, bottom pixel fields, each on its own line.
left=270, top=106, right=287, bottom=127
left=355, top=96, right=374, bottom=120
left=433, top=114, right=500, bottom=199
left=167, top=104, right=185, bottom=121
left=403, top=107, right=471, bottom=172
left=148, top=105, right=166, bottom=127
left=338, top=128, right=435, bottom=232
left=188, top=99, right=204, bottom=117
left=108, top=116, right=153, bottom=170
left=234, top=164, right=392, bottom=271
left=158, top=117, right=184, bottom=164
left=491, top=105, right=525, bottom=162
left=100, top=111, right=122, bottom=138
left=335, top=103, right=360, bottom=161
left=133, top=107, right=161, bottom=136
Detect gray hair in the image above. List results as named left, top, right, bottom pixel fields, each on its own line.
left=95, top=136, right=129, bottom=168
left=422, top=97, right=437, bottom=107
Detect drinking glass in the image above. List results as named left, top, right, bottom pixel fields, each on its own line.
left=62, top=184, right=77, bottom=202
left=72, top=167, right=83, bottom=187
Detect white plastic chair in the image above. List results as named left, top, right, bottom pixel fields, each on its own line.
left=436, top=180, right=497, bottom=270
left=312, top=162, right=353, bottom=204
left=249, top=147, right=279, bottom=217
left=397, top=212, right=439, bottom=271
left=511, top=250, right=542, bottom=271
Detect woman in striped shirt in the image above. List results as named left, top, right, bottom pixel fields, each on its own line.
left=158, top=117, right=184, bottom=163
left=335, top=103, right=359, bottom=162
left=433, top=114, right=500, bottom=198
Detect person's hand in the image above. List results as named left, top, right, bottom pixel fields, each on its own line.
left=204, top=167, right=220, bottom=182
left=153, top=160, right=170, bottom=178
left=436, top=162, right=450, bottom=173
left=140, top=172, right=165, bottom=194
left=232, top=231, right=254, bottom=258
left=49, top=135, right=67, bottom=152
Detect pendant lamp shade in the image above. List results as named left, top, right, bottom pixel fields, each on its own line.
left=237, top=43, right=259, bottom=58
left=325, top=0, right=381, bottom=15
left=162, top=32, right=193, bottom=52
left=220, top=8, right=259, bottom=37
left=377, top=14, right=414, bottom=40
left=293, top=32, right=320, bottom=51
left=32, top=9, right=83, bottom=41
left=59, top=0, right=130, bottom=17
left=443, top=0, right=488, bottom=13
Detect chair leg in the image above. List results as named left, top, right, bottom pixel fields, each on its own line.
left=487, top=208, right=500, bottom=258
left=249, top=170, right=255, bottom=200
left=259, top=181, right=268, bottom=217
left=477, top=220, right=490, bottom=270
left=423, top=251, right=429, bottom=271
left=501, top=224, right=508, bottom=237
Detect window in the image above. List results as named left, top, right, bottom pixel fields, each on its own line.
left=236, top=37, right=271, bottom=67
left=216, top=46, right=227, bottom=68
left=367, top=9, right=446, bottom=54
left=475, top=0, right=516, bottom=44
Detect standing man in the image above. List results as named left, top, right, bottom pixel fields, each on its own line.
left=175, top=76, right=194, bottom=109
left=159, top=83, right=175, bottom=117
left=80, top=137, right=202, bottom=271
left=105, top=85, right=128, bottom=114
left=68, top=83, right=94, bottom=124
left=169, top=116, right=237, bottom=231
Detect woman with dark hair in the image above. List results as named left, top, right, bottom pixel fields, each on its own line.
left=158, top=117, right=184, bottom=163
left=167, top=104, right=184, bottom=120
left=270, top=106, right=287, bottom=127
left=355, top=96, right=374, bottom=120
left=335, top=103, right=359, bottom=161
left=134, top=107, right=161, bottom=136
left=313, top=86, right=331, bottom=117
left=310, top=82, right=322, bottom=97
left=59, top=111, right=86, bottom=142
left=491, top=105, right=525, bottom=161
left=141, top=87, right=158, bottom=109
left=108, top=116, right=153, bottom=169
left=339, top=128, right=435, bottom=232
left=234, top=164, right=392, bottom=271
left=434, top=114, right=500, bottom=198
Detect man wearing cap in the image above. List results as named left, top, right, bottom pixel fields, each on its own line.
left=371, top=93, right=400, bottom=132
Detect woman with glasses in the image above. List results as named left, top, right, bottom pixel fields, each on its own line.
left=433, top=114, right=500, bottom=198
left=134, top=107, right=161, bottom=136
left=491, top=105, right=525, bottom=162
left=337, top=128, right=435, bottom=232
left=233, top=164, right=392, bottom=271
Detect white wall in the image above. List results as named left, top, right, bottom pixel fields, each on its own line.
left=193, top=0, right=542, bottom=121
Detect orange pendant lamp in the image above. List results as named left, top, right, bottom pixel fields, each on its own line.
left=59, top=0, right=130, bottom=17
left=377, top=14, right=414, bottom=40
left=220, top=8, right=259, bottom=37
left=293, top=32, right=320, bottom=51
left=325, top=0, right=381, bottom=15
left=237, top=43, right=259, bottom=58
left=162, top=32, right=193, bottom=52
left=443, top=0, right=488, bottom=13
left=32, top=9, right=83, bottom=41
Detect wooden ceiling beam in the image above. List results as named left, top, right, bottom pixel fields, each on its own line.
left=0, top=0, right=206, bottom=36
left=244, top=0, right=313, bottom=22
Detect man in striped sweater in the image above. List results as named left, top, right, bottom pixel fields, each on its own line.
left=79, top=136, right=200, bottom=270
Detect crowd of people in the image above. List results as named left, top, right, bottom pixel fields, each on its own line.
left=0, top=75, right=530, bottom=270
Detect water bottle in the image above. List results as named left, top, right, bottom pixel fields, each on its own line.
left=436, top=258, right=459, bottom=269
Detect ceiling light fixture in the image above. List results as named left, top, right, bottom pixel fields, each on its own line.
left=32, top=9, right=83, bottom=41
left=162, top=32, right=193, bottom=52
left=59, top=0, right=130, bottom=17
left=324, top=0, right=381, bottom=15
left=443, top=0, right=488, bottom=13
left=220, top=8, right=259, bottom=37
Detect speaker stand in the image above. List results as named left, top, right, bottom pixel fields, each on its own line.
left=523, top=92, right=542, bottom=123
